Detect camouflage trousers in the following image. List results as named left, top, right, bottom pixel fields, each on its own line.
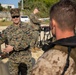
left=8, top=50, right=32, bottom=75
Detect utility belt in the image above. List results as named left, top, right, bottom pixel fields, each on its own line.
left=9, top=45, right=30, bottom=55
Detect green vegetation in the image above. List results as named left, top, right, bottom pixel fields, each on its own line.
left=18, top=0, right=76, bottom=18
left=0, top=20, right=49, bottom=26
left=18, top=0, right=59, bottom=17
left=0, top=0, right=76, bottom=26
left=0, top=3, right=3, bottom=11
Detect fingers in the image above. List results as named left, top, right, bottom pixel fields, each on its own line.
left=3, top=48, right=9, bottom=53
left=3, top=48, right=6, bottom=52
left=6, top=45, right=9, bottom=47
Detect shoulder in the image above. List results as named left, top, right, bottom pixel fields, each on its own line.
left=21, top=22, right=34, bottom=32
left=37, top=49, right=74, bottom=67
left=32, top=49, right=75, bottom=75
left=2, top=24, right=13, bottom=34
left=6, top=24, right=13, bottom=29
left=40, top=49, right=73, bottom=61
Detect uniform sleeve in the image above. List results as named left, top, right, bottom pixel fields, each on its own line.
left=0, top=30, right=7, bottom=45
left=30, top=30, right=39, bottom=47
left=29, top=13, right=41, bottom=25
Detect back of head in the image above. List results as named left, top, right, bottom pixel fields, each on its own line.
left=50, top=0, right=76, bottom=31
left=10, top=8, right=20, bottom=17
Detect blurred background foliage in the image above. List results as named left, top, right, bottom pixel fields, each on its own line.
left=0, top=0, right=76, bottom=18
left=18, top=0, right=76, bottom=17
left=18, top=0, right=59, bottom=17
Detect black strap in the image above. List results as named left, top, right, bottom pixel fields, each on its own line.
left=13, top=45, right=30, bottom=52
left=9, top=45, right=30, bottom=55
left=61, top=47, right=71, bottom=75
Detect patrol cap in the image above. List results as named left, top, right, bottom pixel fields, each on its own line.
left=10, top=8, right=20, bottom=17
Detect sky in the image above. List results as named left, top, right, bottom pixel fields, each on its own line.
left=0, top=0, right=20, bottom=8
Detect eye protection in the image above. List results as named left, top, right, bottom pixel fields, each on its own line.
left=12, top=16, right=19, bottom=18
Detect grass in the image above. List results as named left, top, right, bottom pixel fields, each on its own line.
left=0, top=20, right=49, bottom=26
left=0, top=21, right=12, bottom=26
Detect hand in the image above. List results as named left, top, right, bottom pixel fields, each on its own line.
left=33, top=8, right=39, bottom=14
left=3, top=45, right=14, bottom=53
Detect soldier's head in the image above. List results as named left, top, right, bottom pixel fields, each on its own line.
left=49, top=0, right=76, bottom=39
left=10, top=8, right=20, bottom=25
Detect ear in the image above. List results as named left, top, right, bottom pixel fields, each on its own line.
left=51, top=19, right=57, bottom=27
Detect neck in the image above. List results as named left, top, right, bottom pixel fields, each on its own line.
left=14, top=22, right=20, bottom=26
left=56, top=30, right=75, bottom=40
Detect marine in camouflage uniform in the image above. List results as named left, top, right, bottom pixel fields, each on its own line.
left=0, top=8, right=37, bottom=75
left=32, top=37, right=76, bottom=75
left=29, top=8, right=42, bottom=51
left=31, top=0, right=76, bottom=75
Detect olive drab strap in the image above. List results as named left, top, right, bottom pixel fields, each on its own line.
left=61, top=47, right=72, bottom=75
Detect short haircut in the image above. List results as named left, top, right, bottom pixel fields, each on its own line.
left=50, top=0, right=76, bottom=31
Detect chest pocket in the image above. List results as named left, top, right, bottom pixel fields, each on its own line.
left=7, top=29, right=24, bottom=46
left=22, top=28, right=33, bottom=45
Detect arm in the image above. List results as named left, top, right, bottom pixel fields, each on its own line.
left=0, top=30, right=7, bottom=45
left=29, top=13, right=41, bottom=25
left=0, top=29, right=13, bottom=53
left=29, top=8, right=42, bottom=25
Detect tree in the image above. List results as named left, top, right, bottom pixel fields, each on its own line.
left=18, top=0, right=59, bottom=17
left=0, top=3, right=3, bottom=11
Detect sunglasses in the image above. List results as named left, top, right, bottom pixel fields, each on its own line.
left=12, top=16, right=19, bottom=18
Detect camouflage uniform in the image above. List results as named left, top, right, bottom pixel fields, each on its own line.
left=0, top=32, right=2, bottom=53
left=31, top=36, right=76, bottom=75
left=0, top=9, right=37, bottom=75
left=29, top=13, right=41, bottom=30
left=29, top=13, right=41, bottom=49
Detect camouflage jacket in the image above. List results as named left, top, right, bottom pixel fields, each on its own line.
left=0, top=22, right=36, bottom=51
left=32, top=36, right=76, bottom=75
